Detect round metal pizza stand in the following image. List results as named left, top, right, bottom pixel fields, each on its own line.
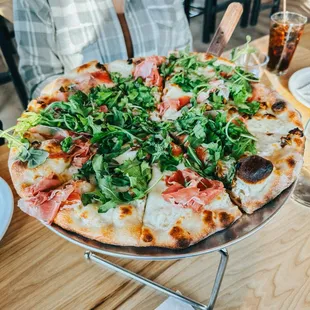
left=45, top=184, right=294, bottom=310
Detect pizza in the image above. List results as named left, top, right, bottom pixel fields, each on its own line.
left=3, top=50, right=305, bottom=249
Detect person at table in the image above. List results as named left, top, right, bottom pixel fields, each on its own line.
left=13, top=0, right=192, bottom=99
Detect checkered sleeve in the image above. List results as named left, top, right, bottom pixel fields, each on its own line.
left=13, top=0, right=64, bottom=99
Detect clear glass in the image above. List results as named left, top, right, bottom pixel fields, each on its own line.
left=234, top=51, right=269, bottom=78
left=292, top=120, right=310, bottom=206
left=267, top=12, right=307, bottom=76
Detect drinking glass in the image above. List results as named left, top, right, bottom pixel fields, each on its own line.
left=234, top=51, right=269, bottom=79
left=267, top=12, right=307, bottom=76
left=292, top=120, right=310, bottom=206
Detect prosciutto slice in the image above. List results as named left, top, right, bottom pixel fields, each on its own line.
left=157, top=96, right=191, bottom=116
left=45, top=138, right=93, bottom=167
left=162, top=169, right=224, bottom=212
left=24, top=173, right=61, bottom=197
left=70, top=140, right=93, bottom=168
left=74, top=71, right=114, bottom=93
left=134, top=56, right=165, bottom=87
left=27, top=125, right=70, bottom=142
left=18, top=183, right=75, bottom=224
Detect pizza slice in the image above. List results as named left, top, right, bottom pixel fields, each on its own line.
left=230, top=108, right=304, bottom=214
left=230, top=150, right=303, bottom=214
left=53, top=181, right=146, bottom=246
left=9, top=125, right=95, bottom=198
left=105, top=56, right=166, bottom=116
left=156, top=51, right=237, bottom=121
left=28, top=60, right=115, bottom=113
left=52, top=145, right=153, bottom=246
left=140, top=165, right=242, bottom=248
left=14, top=140, right=151, bottom=246
left=227, top=80, right=305, bottom=214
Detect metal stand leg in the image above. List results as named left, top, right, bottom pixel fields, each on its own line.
left=84, top=248, right=229, bottom=310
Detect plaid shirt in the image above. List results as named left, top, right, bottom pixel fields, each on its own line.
left=13, top=0, right=192, bottom=99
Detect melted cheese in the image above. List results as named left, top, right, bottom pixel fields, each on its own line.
left=114, top=149, right=138, bottom=164
left=247, top=117, right=296, bottom=135
left=72, top=199, right=145, bottom=228
left=164, top=84, right=192, bottom=100
left=162, top=109, right=183, bottom=121
left=253, top=132, right=282, bottom=157
left=107, top=60, right=133, bottom=78
left=196, top=66, right=216, bottom=78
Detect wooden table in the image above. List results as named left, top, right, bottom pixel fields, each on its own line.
left=1, top=25, right=310, bottom=310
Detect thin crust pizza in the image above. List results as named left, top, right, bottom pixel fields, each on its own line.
left=3, top=49, right=304, bottom=249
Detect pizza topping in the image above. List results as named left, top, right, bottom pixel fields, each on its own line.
left=248, top=82, right=277, bottom=104
left=195, top=146, right=208, bottom=162
left=197, top=80, right=230, bottom=104
left=90, top=71, right=112, bottom=84
left=236, top=155, right=273, bottom=183
left=99, top=105, right=108, bottom=113
left=42, top=136, right=93, bottom=167
left=172, top=109, right=256, bottom=185
left=80, top=156, right=153, bottom=213
left=133, top=56, right=165, bottom=87
left=157, top=96, right=191, bottom=115
left=215, top=157, right=236, bottom=186
left=18, top=183, right=75, bottom=224
left=162, top=169, right=224, bottom=212
left=24, top=173, right=61, bottom=197
left=71, top=140, right=92, bottom=168
left=28, top=125, right=70, bottom=142
left=2, top=130, right=49, bottom=168
left=170, top=142, right=183, bottom=157
left=74, top=71, right=114, bottom=92
left=280, top=127, right=304, bottom=147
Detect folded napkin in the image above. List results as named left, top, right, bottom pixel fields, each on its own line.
left=155, top=292, right=194, bottom=310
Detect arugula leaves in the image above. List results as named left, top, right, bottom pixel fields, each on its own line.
left=138, top=130, right=180, bottom=172
left=173, top=109, right=256, bottom=183
left=18, top=145, right=49, bottom=169
left=79, top=154, right=153, bottom=213
left=61, top=137, right=73, bottom=153
left=116, top=159, right=152, bottom=197
left=230, top=35, right=257, bottom=62
left=162, top=48, right=260, bottom=117
left=0, top=130, right=49, bottom=168
left=215, top=157, right=236, bottom=186
left=170, top=71, right=208, bottom=93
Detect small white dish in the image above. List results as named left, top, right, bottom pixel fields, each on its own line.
left=288, top=67, right=310, bottom=108
left=0, top=178, right=14, bottom=241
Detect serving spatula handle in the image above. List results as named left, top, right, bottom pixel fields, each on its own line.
left=207, top=2, right=244, bottom=57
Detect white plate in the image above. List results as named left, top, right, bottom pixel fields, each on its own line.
left=288, top=67, right=310, bottom=108
left=0, top=178, right=14, bottom=241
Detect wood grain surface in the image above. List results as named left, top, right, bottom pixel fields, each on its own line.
left=1, top=25, right=310, bottom=310
left=207, top=3, right=243, bottom=56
